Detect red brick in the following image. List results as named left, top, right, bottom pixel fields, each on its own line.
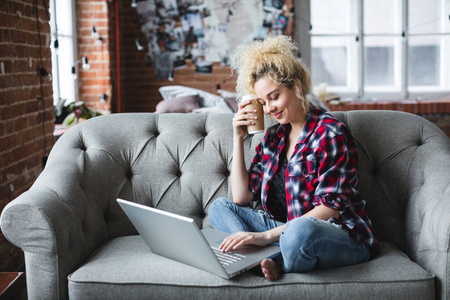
left=1, top=150, right=13, bottom=168
left=1, top=104, right=19, bottom=120
left=24, top=100, right=39, bottom=114
left=4, top=120, right=14, bottom=135
left=16, top=127, right=35, bottom=145
left=14, top=117, right=28, bottom=131
left=12, top=144, right=31, bottom=163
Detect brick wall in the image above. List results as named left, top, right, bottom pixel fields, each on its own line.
left=76, top=0, right=112, bottom=113
left=0, top=0, right=54, bottom=271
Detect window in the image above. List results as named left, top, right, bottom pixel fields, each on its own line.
left=308, top=0, right=450, bottom=99
left=50, top=0, right=77, bottom=105
left=408, top=0, right=449, bottom=93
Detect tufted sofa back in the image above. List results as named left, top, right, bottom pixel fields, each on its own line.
left=331, top=110, right=450, bottom=258
left=40, top=111, right=449, bottom=256
left=41, top=113, right=260, bottom=252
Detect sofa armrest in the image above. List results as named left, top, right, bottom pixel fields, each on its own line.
left=1, top=187, right=94, bottom=300
left=404, top=140, right=450, bottom=300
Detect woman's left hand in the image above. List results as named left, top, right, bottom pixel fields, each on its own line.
left=219, top=231, right=269, bottom=252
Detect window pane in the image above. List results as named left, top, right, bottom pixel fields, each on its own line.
left=409, top=0, right=448, bottom=34
left=55, top=0, right=75, bottom=36
left=364, top=37, right=399, bottom=89
left=311, top=0, right=355, bottom=34
left=50, top=0, right=76, bottom=105
left=408, top=36, right=440, bottom=86
left=54, top=37, right=76, bottom=102
left=365, top=46, right=395, bottom=86
left=311, top=37, right=349, bottom=87
left=364, top=0, right=401, bottom=34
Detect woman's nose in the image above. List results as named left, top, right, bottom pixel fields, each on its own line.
left=264, top=102, right=275, bottom=114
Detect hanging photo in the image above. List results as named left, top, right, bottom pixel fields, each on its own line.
left=202, top=0, right=263, bottom=62
left=263, top=0, right=285, bottom=10
left=133, top=0, right=295, bottom=78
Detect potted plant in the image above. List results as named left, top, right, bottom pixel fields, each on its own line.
left=54, top=98, right=102, bottom=127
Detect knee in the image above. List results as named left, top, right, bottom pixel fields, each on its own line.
left=280, top=217, right=325, bottom=272
left=208, top=197, right=232, bottom=213
left=280, top=217, right=323, bottom=252
left=208, top=197, right=232, bottom=223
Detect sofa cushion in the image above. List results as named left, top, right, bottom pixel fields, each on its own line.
left=68, top=236, right=434, bottom=300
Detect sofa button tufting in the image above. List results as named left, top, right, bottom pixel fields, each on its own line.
left=372, top=168, right=378, bottom=176
left=224, top=170, right=230, bottom=176
left=80, top=145, right=87, bottom=151
left=176, top=170, right=182, bottom=177
left=126, top=170, right=133, bottom=179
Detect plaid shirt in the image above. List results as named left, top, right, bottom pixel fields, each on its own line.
left=248, top=107, right=379, bottom=250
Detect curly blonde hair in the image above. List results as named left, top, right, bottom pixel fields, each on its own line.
left=232, top=35, right=312, bottom=111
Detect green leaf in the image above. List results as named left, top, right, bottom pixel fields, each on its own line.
left=62, top=112, right=77, bottom=127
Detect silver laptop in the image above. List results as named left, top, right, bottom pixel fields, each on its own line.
left=117, top=198, right=280, bottom=279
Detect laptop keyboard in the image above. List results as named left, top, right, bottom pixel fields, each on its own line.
left=211, top=247, right=246, bottom=266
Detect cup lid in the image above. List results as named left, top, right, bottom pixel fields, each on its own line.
left=240, top=95, right=257, bottom=101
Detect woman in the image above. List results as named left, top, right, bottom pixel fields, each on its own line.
left=208, top=35, right=378, bottom=281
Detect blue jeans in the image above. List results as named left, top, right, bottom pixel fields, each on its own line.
left=208, top=197, right=370, bottom=273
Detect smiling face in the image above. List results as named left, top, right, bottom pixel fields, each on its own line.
left=254, top=76, right=307, bottom=128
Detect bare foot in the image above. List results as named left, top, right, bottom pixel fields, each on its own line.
left=260, top=258, right=283, bottom=281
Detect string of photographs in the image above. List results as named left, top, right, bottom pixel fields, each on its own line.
left=134, top=0, right=294, bottom=79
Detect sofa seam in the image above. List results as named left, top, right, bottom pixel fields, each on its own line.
left=67, top=274, right=435, bottom=287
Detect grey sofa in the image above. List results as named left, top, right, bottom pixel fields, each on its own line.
left=1, top=110, right=450, bottom=300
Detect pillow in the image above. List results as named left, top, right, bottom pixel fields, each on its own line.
left=223, top=97, right=238, bottom=112
left=155, top=95, right=200, bottom=113
left=217, top=89, right=238, bottom=112
left=158, top=85, right=233, bottom=113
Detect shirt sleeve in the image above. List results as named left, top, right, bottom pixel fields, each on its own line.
left=313, top=131, right=360, bottom=211
left=248, top=142, right=263, bottom=202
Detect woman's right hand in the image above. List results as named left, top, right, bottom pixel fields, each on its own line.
left=230, top=99, right=258, bottom=205
left=233, top=100, right=258, bottom=139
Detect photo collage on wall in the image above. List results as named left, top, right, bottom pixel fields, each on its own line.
left=135, top=0, right=294, bottom=79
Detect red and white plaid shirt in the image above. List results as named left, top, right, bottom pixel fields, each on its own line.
left=248, top=107, right=379, bottom=250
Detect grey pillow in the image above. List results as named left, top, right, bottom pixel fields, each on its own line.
left=155, top=95, right=200, bottom=113
left=224, top=97, right=238, bottom=113
left=158, top=85, right=233, bottom=113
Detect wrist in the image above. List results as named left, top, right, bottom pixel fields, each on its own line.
left=263, top=231, right=275, bottom=244
left=264, top=226, right=285, bottom=244
left=233, top=134, right=245, bottom=143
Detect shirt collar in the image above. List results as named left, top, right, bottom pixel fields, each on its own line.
left=274, top=106, right=322, bottom=145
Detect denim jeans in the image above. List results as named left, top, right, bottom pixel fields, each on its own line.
left=208, top=197, right=370, bottom=273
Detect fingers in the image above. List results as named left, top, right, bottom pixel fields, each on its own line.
left=233, top=109, right=255, bottom=136
left=238, top=99, right=251, bottom=110
left=219, top=232, right=253, bottom=252
left=233, top=101, right=259, bottom=132
left=219, top=234, right=238, bottom=252
left=232, top=114, right=256, bottom=131
left=237, top=100, right=258, bottom=116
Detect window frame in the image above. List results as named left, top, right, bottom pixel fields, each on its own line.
left=298, top=0, right=450, bottom=100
